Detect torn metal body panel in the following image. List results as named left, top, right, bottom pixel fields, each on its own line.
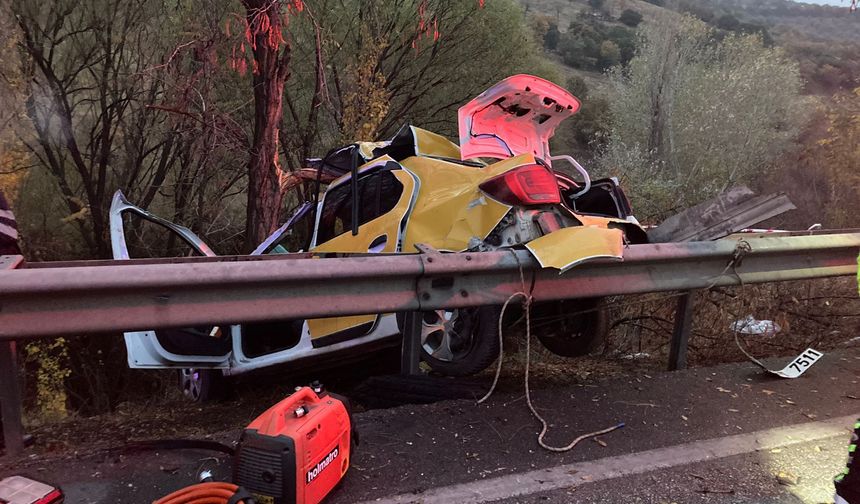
left=526, top=227, right=624, bottom=273
left=648, top=186, right=796, bottom=243
left=398, top=154, right=522, bottom=252
left=110, top=191, right=216, bottom=260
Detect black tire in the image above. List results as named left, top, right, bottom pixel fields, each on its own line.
left=399, top=307, right=502, bottom=377
left=178, top=368, right=224, bottom=402
left=534, top=298, right=607, bottom=357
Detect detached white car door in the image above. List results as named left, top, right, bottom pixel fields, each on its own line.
left=109, top=191, right=233, bottom=369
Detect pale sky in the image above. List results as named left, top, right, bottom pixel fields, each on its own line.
left=794, top=0, right=848, bottom=5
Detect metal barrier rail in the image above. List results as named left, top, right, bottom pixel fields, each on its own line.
left=1, top=233, right=858, bottom=340
left=0, top=233, right=858, bottom=457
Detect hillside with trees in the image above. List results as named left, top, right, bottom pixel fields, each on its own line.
left=523, top=0, right=859, bottom=224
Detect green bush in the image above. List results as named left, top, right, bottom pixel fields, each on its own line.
left=566, top=75, right=589, bottom=100
left=557, top=16, right=635, bottom=71
left=716, top=14, right=740, bottom=31
left=545, top=24, right=560, bottom=50
left=598, top=40, right=621, bottom=69
left=601, top=16, right=809, bottom=220
left=619, top=9, right=643, bottom=27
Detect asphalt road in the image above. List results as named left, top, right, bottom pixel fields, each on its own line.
left=3, top=348, right=859, bottom=503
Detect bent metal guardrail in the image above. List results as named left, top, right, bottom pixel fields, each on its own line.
left=0, top=232, right=859, bottom=456
left=1, top=232, right=858, bottom=340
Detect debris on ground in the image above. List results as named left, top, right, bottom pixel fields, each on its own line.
left=731, top=315, right=781, bottom=335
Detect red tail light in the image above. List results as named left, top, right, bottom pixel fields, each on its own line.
left=479, top=164, right=561, bottom=206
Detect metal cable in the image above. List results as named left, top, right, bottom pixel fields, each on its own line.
left=477, top=240, right=755, bottom=451
left=478, top=251, right=624, bottom=452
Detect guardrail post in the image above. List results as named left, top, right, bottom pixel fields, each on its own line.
left=668, top=291, right=695, bottom=371
left=0, top=255, right=25, bottom=457
left=400, top=312, right=423, bottom=376
left=0, top=340, right=24, bottom=457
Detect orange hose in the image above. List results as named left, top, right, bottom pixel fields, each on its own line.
left=153, top=482, right=252, bottom=504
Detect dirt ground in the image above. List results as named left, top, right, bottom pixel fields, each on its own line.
left=3, top=348, right=859, bottom=503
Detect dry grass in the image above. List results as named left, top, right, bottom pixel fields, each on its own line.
left=604, top=276, right=860, bottom=367
left=484, top=277, right=860, bottom=384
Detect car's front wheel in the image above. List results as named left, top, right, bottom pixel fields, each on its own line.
left=178, top=368, right=223, bottom=402
left=417, top=306, right=502, bottom=376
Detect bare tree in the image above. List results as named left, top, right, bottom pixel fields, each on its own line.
left=277, top=0, right=556, bottom=171
left=10, top=0, right=249, bottom=258
left=12, top=0, right=186, bottom=256
left=238, top=0, right=298, bottom=249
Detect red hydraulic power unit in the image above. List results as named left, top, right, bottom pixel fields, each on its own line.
left=233, top=386, right=352, bottom=504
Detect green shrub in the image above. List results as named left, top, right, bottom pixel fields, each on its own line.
left=619, top=9, right=643, bottom=27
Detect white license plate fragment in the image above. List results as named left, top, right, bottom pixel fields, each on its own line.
left=771, top=348, right=824, bottom=379
left=735, top=331, right=824, bottom=379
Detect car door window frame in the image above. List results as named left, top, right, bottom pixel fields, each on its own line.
left=312, top=162, right=404, bottom=248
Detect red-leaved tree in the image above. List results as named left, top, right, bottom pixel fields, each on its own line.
left=237, top=0, right=301, bottom=249
left=234, top=0, right=486, bottom=249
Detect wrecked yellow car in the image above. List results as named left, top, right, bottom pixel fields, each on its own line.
left=111, top=75, right=646, bottom=400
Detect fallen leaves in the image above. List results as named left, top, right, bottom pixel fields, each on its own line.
left=716, top=386, right=739, bottom=398
left=776, top=471, right=799, bottom=486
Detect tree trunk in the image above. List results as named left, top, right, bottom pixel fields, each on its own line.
left=648, top=30, right=679, bottom=172
left=242, top=0, right=291, bottom=250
